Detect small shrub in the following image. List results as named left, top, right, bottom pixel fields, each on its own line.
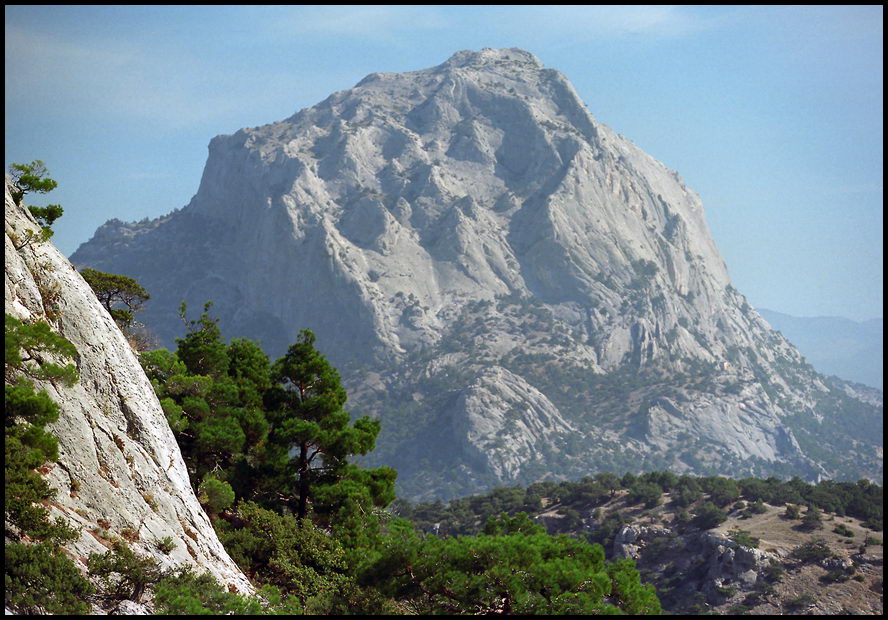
left=833, top=523, right=854, bottom=537
left=791, top=538, right=833, bottom=563
left=715, top=584, right=737, bottom=598
left=784, top=504, right=801, bottom=520
left=785, top=593, right=815, bottom=609
left=35, top=278, right=62, bottom=321
left=799, top=505, right=824, bottom=531
left=821, top=568, right=851, bottom=584
left=728, top=527, right=760, bottom=549
left=748, top=498, right=767, bottom=514
left=197, top=474, right=235, bottom=514
left=142, top=492, right=158, bottom=512
left=87, top=539, right=161, bottom=602
left=153, top=567, right=302, bottom=614
left=155, top=536, right=176, bottom=554
left=763, top=559, right=784, bottom=584
left=862, top=516, right=882, bottom=531
left=693, top=501, right=727, bottom=530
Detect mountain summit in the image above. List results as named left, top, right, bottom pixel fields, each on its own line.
left=73, top=48, right=882, bottom=499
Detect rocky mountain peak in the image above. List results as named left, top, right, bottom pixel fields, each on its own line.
left=72, top=49, right=881, bottom=500
left=441, top=47, right=545, bottom=70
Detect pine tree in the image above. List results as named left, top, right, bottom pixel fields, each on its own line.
left=267, top=329, right=395, bottom=521
left=80, top=268, right=150, bottom=330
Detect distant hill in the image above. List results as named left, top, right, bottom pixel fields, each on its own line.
left=758, top=309, right=883, bottom=390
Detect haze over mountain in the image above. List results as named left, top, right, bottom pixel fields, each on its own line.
left=757, top=309, right=883, bottom=390
left=72, top=48, right=882, bottom=500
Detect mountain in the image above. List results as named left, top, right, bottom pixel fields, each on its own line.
left=758, top=309, right=883, bottom=390
left=5, top=178, right=253, bottom=601
left=71, top=48, right=882, bottom=500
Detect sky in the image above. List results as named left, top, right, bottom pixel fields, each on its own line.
left=5, top=5, right=883, bottom=322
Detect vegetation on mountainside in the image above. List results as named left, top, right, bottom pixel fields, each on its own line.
left=393, top=469, right=883, bottom=614
left=7, top=160, right=63, bottom=248
left=134, top=301, right=660, bottom=614
left=8, top=160, right=59, bottom=204
left=79, top=268, right=151, bottom=331
left=5, top=314, right=94, bottom=614
left=352, top=288, right=881, bottom=500
left=6, top=235, right=880, bottom=614
left=393, top=470, right=882, bottom=544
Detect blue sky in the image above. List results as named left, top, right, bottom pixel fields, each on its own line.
left=5, top=5, right=883, bottom=321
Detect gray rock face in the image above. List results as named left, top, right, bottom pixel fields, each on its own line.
left=5, top=181, right=252, bottom=594
left=71, top=48, right=882, bottom=499
left=701, top=532, right=774, bottom=589
left=453, top=366, right=575, bottom=480
left=613, top=524, right=672, bottom=560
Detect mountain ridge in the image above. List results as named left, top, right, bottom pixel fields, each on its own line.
left=757, top=308, right=882, bottom=390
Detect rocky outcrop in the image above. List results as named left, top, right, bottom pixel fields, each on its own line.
left=700, top=532, right=775, bottom=592
left=71, top=47, right=882, bottom=499
left=453, top=366, right=575, bottom=480
left=614, top=524, right=779, bottom=605
left=613, top=524, right=672, bottom=560
left=5, top=180, right=252, bottom=593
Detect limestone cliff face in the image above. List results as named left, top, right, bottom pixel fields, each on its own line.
left=5, top=180, right=252, bottom=593
left=72, top=48, right=882, bottom=499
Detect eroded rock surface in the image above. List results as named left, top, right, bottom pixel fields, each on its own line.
left=5, top=180, right=252, bottom=593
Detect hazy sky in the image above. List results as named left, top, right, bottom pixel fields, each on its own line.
left=5, top=5, right=883, bottom=321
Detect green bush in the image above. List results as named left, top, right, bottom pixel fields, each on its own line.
left=799, top=505, right=824, bottom=531
left=5, top=315, right=80, bottom=544
left=791, top=538, right=833, bottom=563
left=763, top=559, right=784, bottom=583
left=153, top=567, right=301, bottom=615
left=693, top=501, right=727, bottom=530
left=364, top=514, right=660, bottom=615
left=87, top=539, right=162, bottom=602
left=820, top=568, right=852, bottom=584
left=5, top=542, right=94, bottom=614
left=628, top=481, right=663, bottom=509
left=156, top=536, right=176, bottom=555
left=785, top=593, right=815, bottom=609
left=213, top=501, right=351, bottom=612
left=728, top=527, right=760, bottom=549
left=198, top=475, right=235, bottom=514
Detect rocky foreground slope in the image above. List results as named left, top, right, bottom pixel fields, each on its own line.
left=5, top=179, right=252, bottom=598
left=72, top=48, right=882, bottom=500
